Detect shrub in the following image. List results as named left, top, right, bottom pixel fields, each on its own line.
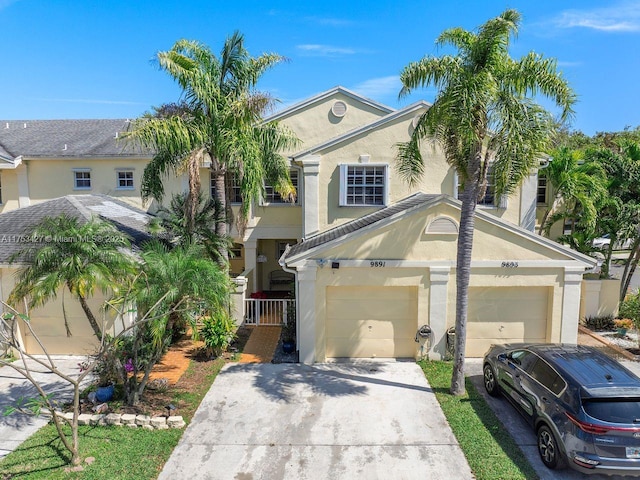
left=619, top=290, right=640, bottom=330
left=614, top=318, right=634, bottom=330
left=200, top=312, right=236, bottom=357
left=582, top=315, right=615, bottom=331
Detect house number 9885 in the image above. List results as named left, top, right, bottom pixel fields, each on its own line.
left=370, top=261, right=386, bottom=267
left=501, top=261, right=519, bottom=268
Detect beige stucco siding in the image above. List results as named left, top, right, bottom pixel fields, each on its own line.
left=278, top=92, right=389, bottom=153
left=0, top=169, right=20, bottom=213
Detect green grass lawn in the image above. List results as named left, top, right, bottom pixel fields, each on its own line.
left=419, top=360, right=538, bottom=480
left=0, top=356, right=225, bottom=480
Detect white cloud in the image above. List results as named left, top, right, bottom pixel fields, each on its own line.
left=552, top=2, right=640, bottom=32
left=351, top=76, right=402, bottom=98
left=296, top=44, right=356, bottom=57
left=305, top=16, right=354, bottom=27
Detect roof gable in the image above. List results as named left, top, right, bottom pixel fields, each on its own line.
left=284, top=193, right=596, bottom=268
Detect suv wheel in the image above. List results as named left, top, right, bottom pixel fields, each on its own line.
left=537, top=425, right=565, bottom=469
left=483, top=364, right=499, bottom=397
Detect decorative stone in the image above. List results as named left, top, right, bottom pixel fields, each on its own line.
left=62, top=412, right=75, bottom=422
left=142, top=424, right=154, bottom=431
left=120, top=414, right=136, bottom=425
left=135, top=415, right=151, bottom=426
left=90, top=414, right=106, bottom=426
left=155, top=424, right=169, bottom=430
left=167, top=416, right=186, bottom=429
left=126, top=423, right=138, bottom=428
left=78, top=414, right=92, bottom=426
left=105, top=413, right=121, bottom=426
left=150, top=417, right=167, bottom=428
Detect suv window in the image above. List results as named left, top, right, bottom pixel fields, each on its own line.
left=510, top=350, right=537, bottom=372
left=529, top=359, right=566, bottom=395
left=583, top=398, right=640, bottom=424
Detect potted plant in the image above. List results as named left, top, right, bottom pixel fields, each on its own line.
left=614, top=318, right=633, bottom=337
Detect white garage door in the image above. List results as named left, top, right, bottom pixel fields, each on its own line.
left=466, top=287, right=549, bottom=357
left=326, top=286, right=418, bottom=358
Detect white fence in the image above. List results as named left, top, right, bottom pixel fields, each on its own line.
left=244, top=299, right=294, bottom=326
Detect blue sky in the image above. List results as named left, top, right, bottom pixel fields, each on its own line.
left=1, top=0, right=639, bottom=135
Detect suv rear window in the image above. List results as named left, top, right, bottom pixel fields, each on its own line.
left=583, top=398, right=640, bottom=424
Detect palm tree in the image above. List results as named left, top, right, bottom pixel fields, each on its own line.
left=8, top=215, right=136, bottom=338
left=125, top=32, right=298, bottom=261
left=157, top=192, right=231, bottom=264
left=396, top=9, right=575, bottom=395
left=538, top=147, right=607, bottom=236
left=122, top=241, right=231, bottom=405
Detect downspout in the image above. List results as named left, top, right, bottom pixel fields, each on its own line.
left=279, top=245, right=299, bottom=345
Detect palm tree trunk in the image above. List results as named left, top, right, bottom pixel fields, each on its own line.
left=451, top=164, right=480, bottom=396
left=211, top=158, right=229, bottom=265
left=185, top=156, right=201, bottom=237
left=621, top=239, right=640, bottom=300
left=538, top=195, right=561, bottom=235
left=77, top=292, right=102, bottom=339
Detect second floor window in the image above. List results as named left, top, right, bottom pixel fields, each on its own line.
left=456, top=165, right=500, bottom=207
left=74, top=170, right=91, bottom=189
left=340, top=164, right=387, bottom=206
left=264, top=170, right=299, bottom=204
left=117, top=171, right=134, bottom=189
left=537, top=176, right=548, bottom=204
left=211, top=172, right=242, bottom=204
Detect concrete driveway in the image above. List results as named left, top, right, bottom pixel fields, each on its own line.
left=467, top=358, right=640, bottom=480
left=159, top=361, right=473, bottom=480
left=0, top=355, right=91, bottom=459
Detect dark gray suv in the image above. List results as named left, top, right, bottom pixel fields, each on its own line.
left=483, top=343, right=640, bottom=475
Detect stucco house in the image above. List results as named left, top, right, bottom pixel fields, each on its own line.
left=0, top=86, right=598, bottom=361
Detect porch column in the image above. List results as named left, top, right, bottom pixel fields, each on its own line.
left=561, top=267, right=585, bottom=344
left=429, top=266, right=450, bottom=360
left=299, top=155, right=320, bottom=237
left=243, top=240, right=257, bottom=293
left=297, top=262, right=317, bottom=364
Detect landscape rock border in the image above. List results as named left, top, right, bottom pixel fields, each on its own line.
left=53, top=411, right=186, bottom=429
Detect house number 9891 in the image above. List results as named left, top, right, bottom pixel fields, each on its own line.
left=370, top=261, right=386, bottom=267
left=501, top=261, right=519, bottom=268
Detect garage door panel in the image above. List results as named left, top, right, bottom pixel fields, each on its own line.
left=467, top=287, right=549, bottom=357
left=326, top=286, right=418, bottom=358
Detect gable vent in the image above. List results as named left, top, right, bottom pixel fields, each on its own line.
left=331, top=101, right=348, bottom=118
left=426, top=216, right=459, bottom=234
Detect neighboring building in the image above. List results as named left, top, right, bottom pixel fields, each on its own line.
left=0, top=195, right=153, bottom=354
left=0, top=87, right=597, bottom=361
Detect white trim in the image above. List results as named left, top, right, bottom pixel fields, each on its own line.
left=115, top=170, right=135, bottom=190
left=288, top=259, right=590, bottom=269
left=73, top=169, right=92, bottom=190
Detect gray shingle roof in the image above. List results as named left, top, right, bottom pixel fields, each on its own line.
left=285, top=193, right=440, bottom=260
left=0, top=120, right=151, bottom=159
left=0, top=194, right=155, bottom=264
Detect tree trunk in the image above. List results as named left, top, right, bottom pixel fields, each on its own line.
left=621, top=238, right=640, bottom=300
left=76, top=292, right=102, bottom=339
left=211, top=159, right=229, bottom=266
left=451, top=161, right=480, bottom=397
left=184, top=155, right=202, bottom=237
left=600, top=238, right=615, bottom=279
left=538, top=194, right=561, bottom=235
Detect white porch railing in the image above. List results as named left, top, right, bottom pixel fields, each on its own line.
left=244, top=299, right=294, bottom=326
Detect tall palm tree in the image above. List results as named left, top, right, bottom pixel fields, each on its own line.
left=396, top=9, right=575, bottom=395
left=538, top=147, right=607, bottom=236
left=8, top=215, right=136, bottom=338
left=125, top=32, right=298, bottom=261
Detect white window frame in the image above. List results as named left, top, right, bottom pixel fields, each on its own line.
left=537, top=175, right=548, bottom=205
left=211, top=171, right=242, bottom=204
left=73, top=169, right=92, bottom=190
left=453, top=168, right=507, bottom=209
left=263, top=168, right=300, bottom=206
left=339, top=164, right=388, bottom=207
left=116, top=169, right=135, bottom=190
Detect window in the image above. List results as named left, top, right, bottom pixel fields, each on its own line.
left=340, top=164, right=387, bottom=206
left=264, top=170, right=299, bottom=204
left=117, top=170, right=134, bottom=189
left=455, top=164, right=505, bottom=208
left=229, top=243, right=243, bottom=259
left=74, top=170, right=91, bottom=189
left=537, top=176, right=547, bottom=204
left=529, top=359, right=566, bottom=396
left=276, top=241, right=290, bottom=260
left=563, top=218, right=574, bottom=236
left=211, top=172, right=241, bottom=204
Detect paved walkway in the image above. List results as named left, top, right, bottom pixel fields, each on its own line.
left=149, top=334, right=201, bottom=385
left=159, top=362, right=473, bottom=480
left=239, top=326, right=281, bottom=363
